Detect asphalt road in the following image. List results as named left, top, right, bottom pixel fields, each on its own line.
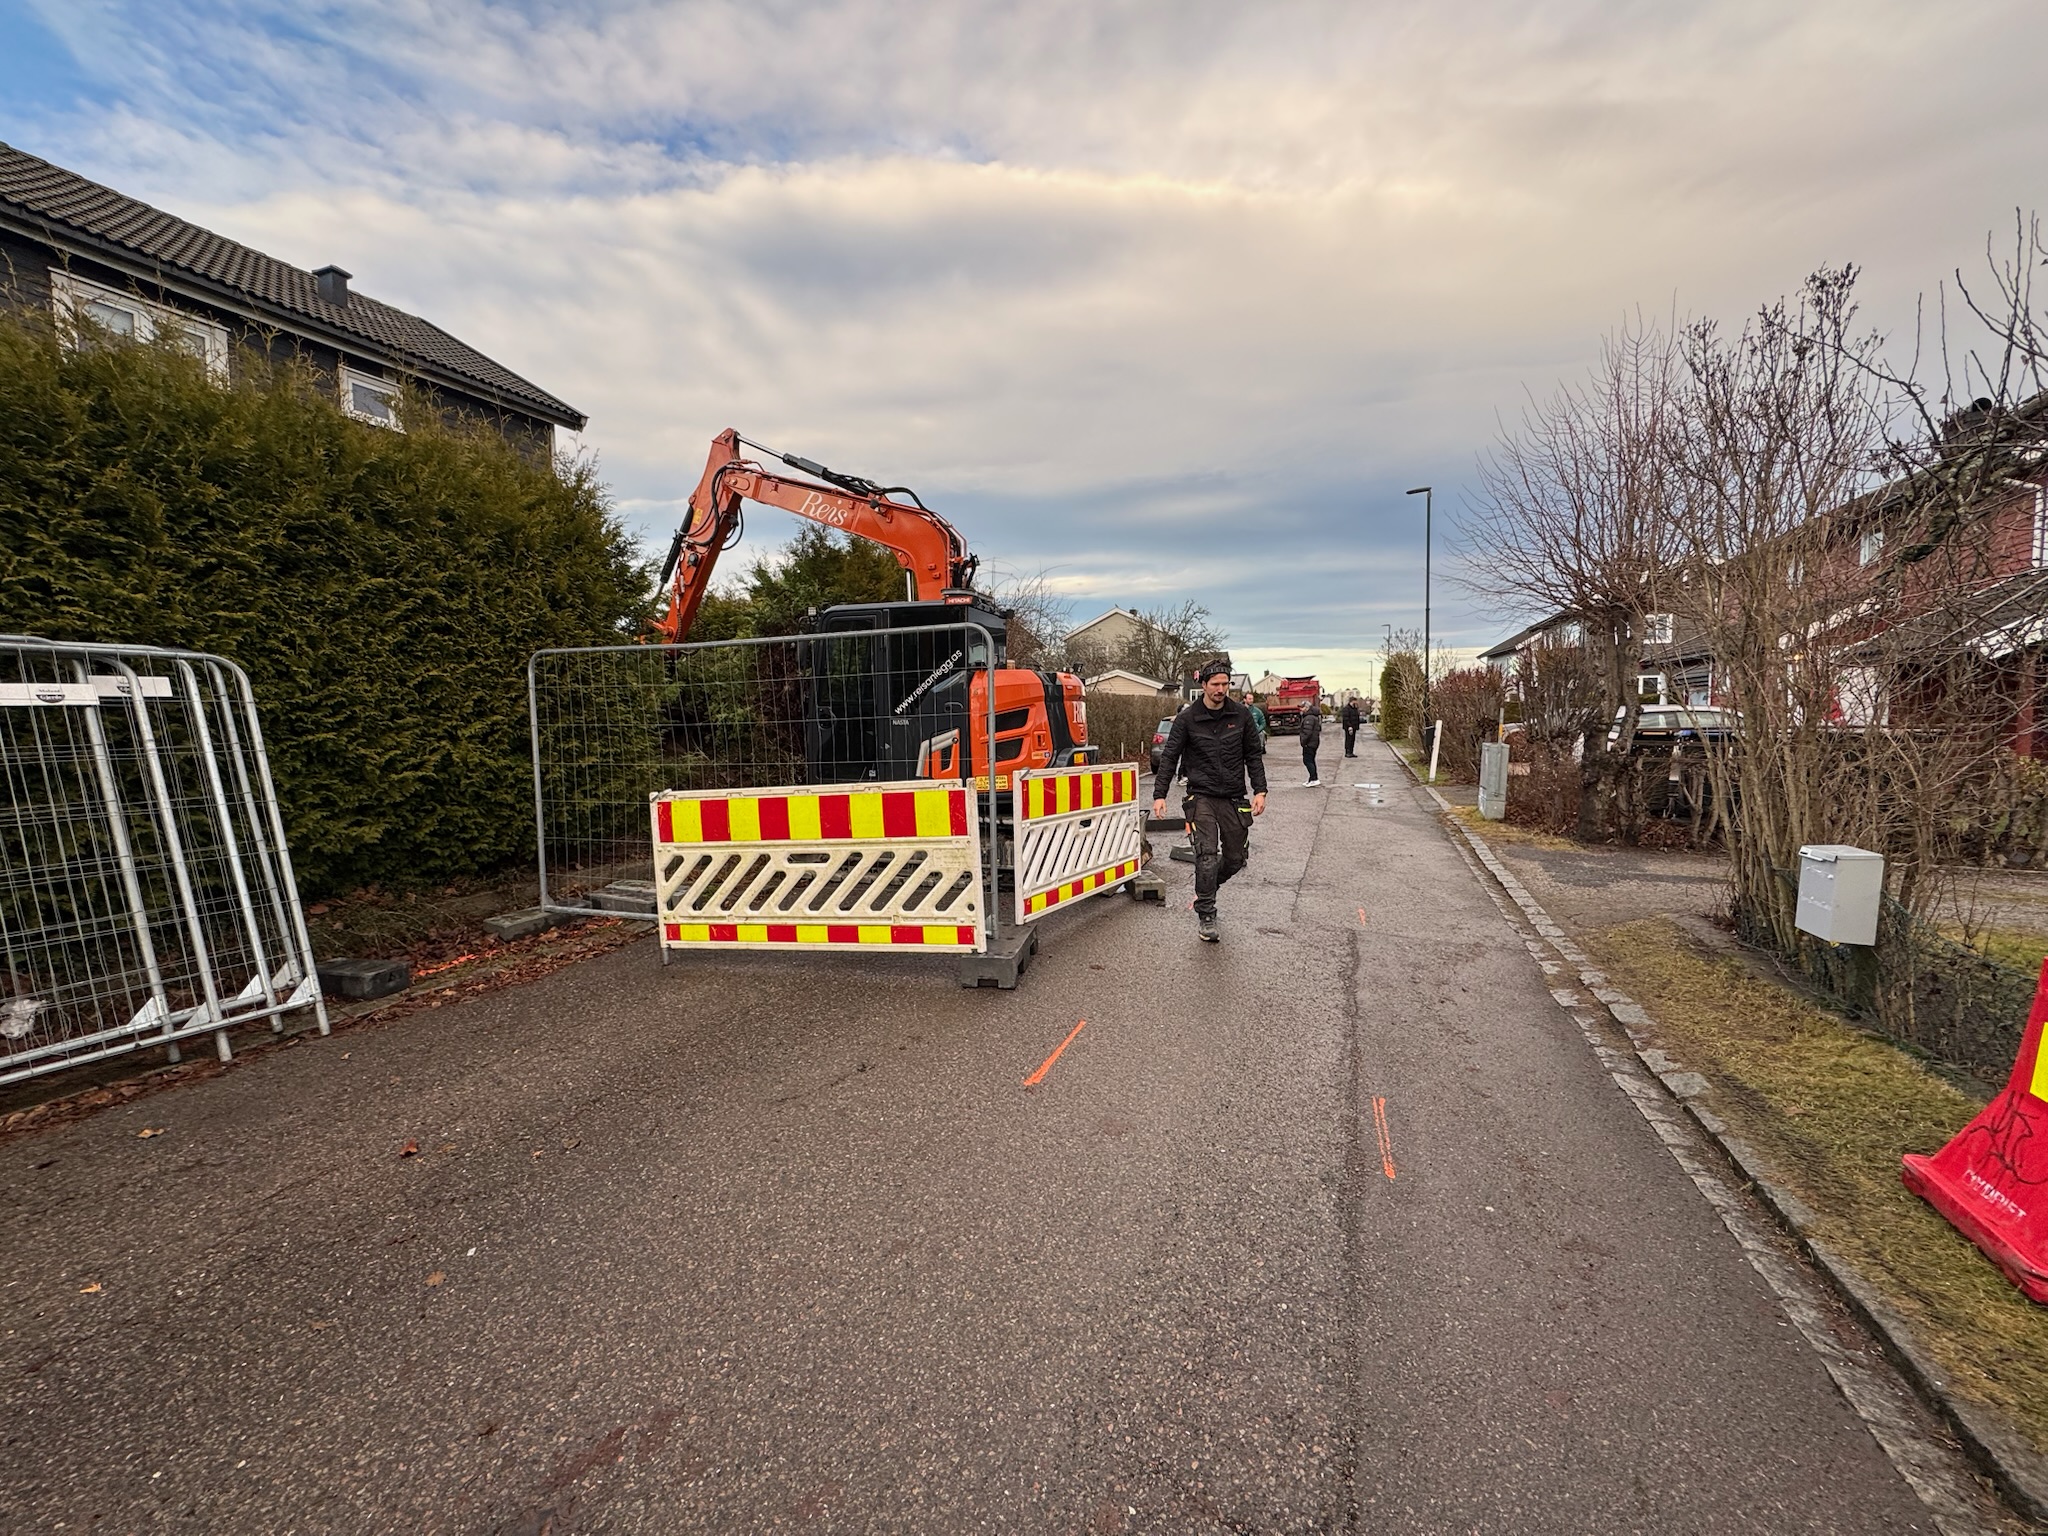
left=0, top=731, right=1986, bottom=1532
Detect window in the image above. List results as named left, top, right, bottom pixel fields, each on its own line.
left=84, top=296, right=138, bottom=336
left=1643, top=612, right=1674, bottom=645
left=49, top=272, right=228, bottom=381
left=1835, top=666, right=1886, bottom=727
left=1859, top=528, right=1885, bottom=566
left=2034, top=488, right=2047, bottom=569
left=339, top=365, right=402, bottom=430
left=1787, top=556, right=1804, bottom=588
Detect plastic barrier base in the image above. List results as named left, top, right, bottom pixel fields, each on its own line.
left=959, top=926, right=1036, bottom=990
left=1901, top=958, right=2048, bottom=1305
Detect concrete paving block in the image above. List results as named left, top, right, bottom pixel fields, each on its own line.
left=590, top=880, right=658, bottom=915
left=317, top=958, right=410, bottom=1000
left=483, top=908, right=560, bottom=942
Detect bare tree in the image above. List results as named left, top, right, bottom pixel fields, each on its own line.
left=1468, top=318, right=1687, bottom=838
left=1066, top=601, right=1228, bottom=689
left=1667, top=263, right=2048, bottom=952
left=981, top=568, right=1075, bottom=671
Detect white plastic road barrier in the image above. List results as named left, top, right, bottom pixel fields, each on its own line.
left=650, top=781, right=984, bottom=953
left=1013, top=764, right=1143, bottom=925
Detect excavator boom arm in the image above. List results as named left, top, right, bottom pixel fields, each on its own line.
left=655, top=429, right=977, bottom=643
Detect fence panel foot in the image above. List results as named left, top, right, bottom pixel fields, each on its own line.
left=1125, top=870, right=1167, bottom=903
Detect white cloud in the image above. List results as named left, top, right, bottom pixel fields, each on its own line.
left=10, top=0, right=2048, bottom=657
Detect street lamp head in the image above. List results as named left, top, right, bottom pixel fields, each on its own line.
left=1405, top=486, right=1430, bottom=496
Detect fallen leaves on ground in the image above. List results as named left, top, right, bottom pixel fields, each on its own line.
left=398, top=1140, right=420, bottom=1158
left=425, top=1271, right=445, bottom=1287
left=1, top=918, right=642, bottom=1143
left=78, top=1282, right=101, bottom=1294
left=135, top=1127, right=164, bottom=1139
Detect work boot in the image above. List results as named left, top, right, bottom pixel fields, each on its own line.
left=1197, top=911, right=1221, bottom=943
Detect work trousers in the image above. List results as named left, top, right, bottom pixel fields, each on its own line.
left=1184, top=793, right=1250, bottom=917
left=1301, top=739, right=1319, bottom=781
left=1343, top=725, right=1358, bottom=756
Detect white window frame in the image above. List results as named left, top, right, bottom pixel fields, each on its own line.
left=338, top=365, right=404, bottom=431
left=1643, top=612, right=1674, bottom=646
left=2033, top=488, right=2046, bottom=569
left=1859, top=528, right=1885, bottom=567
left=49, top=271, right=228, bottom=382
left=1834, top=665, right=1887, bottom=727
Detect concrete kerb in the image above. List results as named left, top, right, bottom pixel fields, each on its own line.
left=1388, top=754, right=2048, bottom=1525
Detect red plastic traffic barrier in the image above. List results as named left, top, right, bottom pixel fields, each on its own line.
left=1901, top=957, right=2048, bottom=1304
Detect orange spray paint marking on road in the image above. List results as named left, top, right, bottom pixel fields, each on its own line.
left=1023, top=1020, right=1088, bottom=1088
left=1372, top=1096, right=1397, bottom=1179
left=1358, top=907, right=1369, bottom=926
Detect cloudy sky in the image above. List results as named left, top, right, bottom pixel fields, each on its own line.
left=5, top=0, right=2046, bottom=686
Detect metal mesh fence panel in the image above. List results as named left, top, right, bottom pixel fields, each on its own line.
left=0, top=637, right=326, bottom=1084
left=530, top=623, right=1001, bottom=925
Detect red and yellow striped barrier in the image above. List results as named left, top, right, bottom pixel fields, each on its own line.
left=1020, top=856, right=1140, bottom=917
left=655, top=785, right=967, bottom=845
left=663, top=922, right=977, bottom=946
left=1019, top=766, right=1137, bottom=821
left=650, top=780, right=984, bottom=955
left=1012, top=764, right=1145, bottom=925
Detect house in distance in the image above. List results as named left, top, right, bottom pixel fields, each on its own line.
left=0, top=141, right=584, bottom=459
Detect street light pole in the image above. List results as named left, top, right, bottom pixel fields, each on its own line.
left=1406, top=486, right=1432, bottom=725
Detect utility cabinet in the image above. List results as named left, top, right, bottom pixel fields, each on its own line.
left=1478, top=742, right=1509, bottom=821
left=1795, top=845, right=1885, bottom=946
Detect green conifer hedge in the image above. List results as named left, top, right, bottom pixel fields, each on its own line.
left=0, top=311, right=646, bottom=895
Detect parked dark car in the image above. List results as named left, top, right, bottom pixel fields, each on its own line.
left=1608, top=705, right=1739, bottom=747
left=1148, top=716, right=1177, bottom=777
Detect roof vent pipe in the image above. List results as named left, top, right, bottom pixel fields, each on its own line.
left=313, top=265, right=351, bottom=306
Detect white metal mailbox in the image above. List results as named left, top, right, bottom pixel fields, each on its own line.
left=1795, top=844, right=1884, bottom=946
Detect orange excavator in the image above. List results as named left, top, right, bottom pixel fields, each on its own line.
left=654, top=429, right=1091, bottom=788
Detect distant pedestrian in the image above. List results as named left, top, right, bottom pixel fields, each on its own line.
left=1341, top=699, right=1360, bottom=757
left=1299, top=703, right=1323, bottom=786
left=1241, top=692, right=1269, bottom=749
left=1154, top=661, right=1267, bottom=942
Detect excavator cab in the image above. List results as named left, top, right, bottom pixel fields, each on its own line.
left=801, top=601, right=1088, bottom=787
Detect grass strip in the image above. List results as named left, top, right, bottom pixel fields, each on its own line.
left=1591, top=916, right=2048, bottom=1451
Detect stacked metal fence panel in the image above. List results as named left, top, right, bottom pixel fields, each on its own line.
left=0, top=637, right=326, bottom=1085
left=528, top=623, right=1003, bottom=937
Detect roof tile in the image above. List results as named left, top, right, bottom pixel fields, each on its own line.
left=0, top=141, right=583, bottom=427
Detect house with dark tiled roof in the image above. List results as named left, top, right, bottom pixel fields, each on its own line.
left=0, top=141, right=583, bottom=459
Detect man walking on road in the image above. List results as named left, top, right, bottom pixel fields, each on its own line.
left=1298, top=700, right=1323, bottom=786
left=1153, top=661, right=1267, bottom=942
left=1341, top=698, right=1361, bottom=757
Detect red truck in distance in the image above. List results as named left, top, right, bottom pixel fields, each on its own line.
left=1264, top=676, right=1321, bottom=735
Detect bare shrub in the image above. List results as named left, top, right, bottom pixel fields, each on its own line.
left=1431, top=666, right=1505, bottom=782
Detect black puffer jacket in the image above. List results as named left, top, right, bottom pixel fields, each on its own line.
left=1298, top=707, right=1323, bottom=746
left=1153, top=698, right=1268, bottom=800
